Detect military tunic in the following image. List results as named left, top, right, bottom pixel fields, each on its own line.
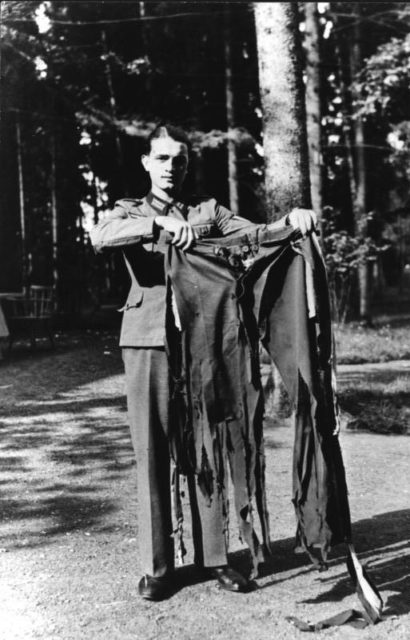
left=90, top=192, right=267, bottom=346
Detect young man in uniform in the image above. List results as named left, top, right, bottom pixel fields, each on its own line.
left=90, top=124, right=316, bottom=600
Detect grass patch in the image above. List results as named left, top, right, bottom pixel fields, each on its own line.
left=335, top=323, right=410, bottom=364
left=339, top=373, right=410, bottom=435
left=263, top=322, right=410, bottom=433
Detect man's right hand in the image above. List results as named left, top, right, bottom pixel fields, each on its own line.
left=154, top=216, right=196, bottom=251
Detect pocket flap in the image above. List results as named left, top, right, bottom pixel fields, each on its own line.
left=193, top=223, right=214, bottom=237
left=118, top=290, right=144, bottom=312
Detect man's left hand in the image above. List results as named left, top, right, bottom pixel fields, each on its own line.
left=287, top=208, right=317, bottom=237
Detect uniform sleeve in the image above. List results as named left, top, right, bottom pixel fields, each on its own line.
left=89, top=200, right=156, bottom=253
left=213, top=199, right=287, bottom=237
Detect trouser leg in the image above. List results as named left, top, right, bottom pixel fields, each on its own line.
left=188, top=475, right=228, bottom=568
left=188, top=414, right=228, bottom=567
left=122, top=347, right=174, bottom=578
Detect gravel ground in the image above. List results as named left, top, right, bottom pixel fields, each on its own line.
left=0, top=334, right=409, bottom=640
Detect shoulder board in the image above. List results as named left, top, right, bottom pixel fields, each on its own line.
left=114, top=197, right=144, bottom=209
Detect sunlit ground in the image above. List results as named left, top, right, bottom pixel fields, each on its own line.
left=0, top=330, right=409, bottom=639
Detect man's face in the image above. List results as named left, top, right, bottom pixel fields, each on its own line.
left=142, top=136, right=189, bottom=195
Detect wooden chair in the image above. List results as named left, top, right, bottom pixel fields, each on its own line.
left=5, top=285, right=55, bottom=351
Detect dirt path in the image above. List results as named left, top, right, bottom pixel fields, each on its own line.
left=0, top=336, right=409, bottom=639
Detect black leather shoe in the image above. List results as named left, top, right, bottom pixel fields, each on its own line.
left=210, top=566, right=250, bottom=593
left=138, top=574, right=172, bottom=601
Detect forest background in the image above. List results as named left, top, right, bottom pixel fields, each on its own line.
left=1, top=0, right=410, bottom=324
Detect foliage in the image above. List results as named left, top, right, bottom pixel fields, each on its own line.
left=350, top=16, right=410, bottom=215
left=322, top=209, right=386, bottom=323
left=1, top=0, right=410, bottom=311
left=384, top=120, right=410, bottom=210
left=1, top=0, right=267, bottom=302
left=317, top=3, right=410, bottom=239
left=353, top=33, right=410, bottom=121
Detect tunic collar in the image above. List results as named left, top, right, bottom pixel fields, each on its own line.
left=146, top=191, right=187, bottom=219
left=146, top=191, right=172, bottom=214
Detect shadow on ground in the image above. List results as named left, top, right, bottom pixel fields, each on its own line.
left=153, top=508, right=410, bottom=619
left=0, top=331, right=123, bottom=399
left=296, top=509, right=410, bottom=619
left=0, top=329, right=133, bottom=547
left=0, top=394, right=134, bottom=548
left=338, top=365, right=410, bottom=434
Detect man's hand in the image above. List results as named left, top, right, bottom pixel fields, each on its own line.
left=287, top=208, right=317, bottom=237
left=154, top=216, right=196, bottom=251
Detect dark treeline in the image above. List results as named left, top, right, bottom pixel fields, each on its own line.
left=1, top=1, right=410, bottom=321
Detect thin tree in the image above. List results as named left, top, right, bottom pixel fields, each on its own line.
left=16, top=112, right=28, bottom=288
left=50, top=131, right=58, bottom=290
left=224, top=6, right=239, bottom=212
left=101, top=28, right=127, bottom=196
left=349, top=3, right=371, bottom=322
left=304, top=2, right=324, bottom=225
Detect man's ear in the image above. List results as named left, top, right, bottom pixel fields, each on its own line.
left=141, top=154, right=150, bottom=172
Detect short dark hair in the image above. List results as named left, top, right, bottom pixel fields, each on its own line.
left=146, top=123, right=191, bottom=153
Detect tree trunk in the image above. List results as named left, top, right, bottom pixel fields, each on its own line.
left=334, top=37, right=356, bottom=235
left=91, top=138, right=100, bottom=225
left=254, top=2, right=311, bottom=221
left=50, top=132, right=58, bottom=291
left=138, top=2, right=148, bottom=53
left=101, top=29, right=127, bottom=196
left=348, top=3, right=371, bottom=322
left=224, top=7, right=239, bottom=212
left=304, top=2, right=324, bottom=224
left=16, top=114, right=28, bottom=288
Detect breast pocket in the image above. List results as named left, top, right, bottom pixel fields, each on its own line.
left=118, top=290, right=144, bottom=312
left=193, top=222, right=217, bottom=238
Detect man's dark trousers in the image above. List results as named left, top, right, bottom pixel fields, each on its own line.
left=122, top=347, right=228, bottom=578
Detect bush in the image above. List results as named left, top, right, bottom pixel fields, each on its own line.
left=322, top=209, right=387, bottom=324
